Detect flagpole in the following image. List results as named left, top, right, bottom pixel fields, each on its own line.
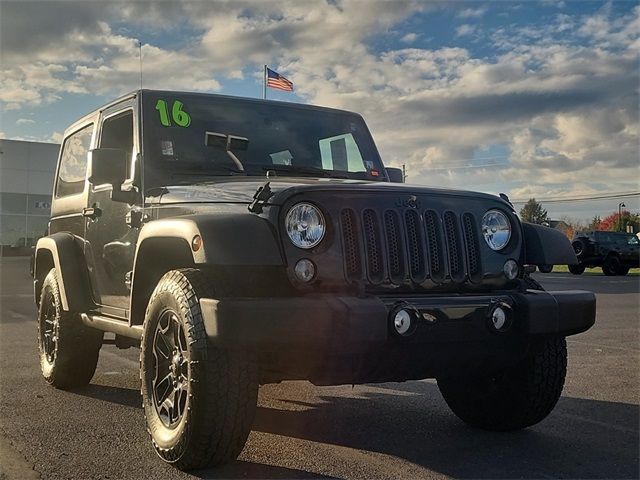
left=263, top=65, right=267, bottom=100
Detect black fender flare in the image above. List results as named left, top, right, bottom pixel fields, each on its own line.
left=522, top=223, right=578, bottom=266
left=133, top=214, right=284, bottom=267
left=128, top=214, right=284, bottom=323
left=33, top=233, right=93, bottom=312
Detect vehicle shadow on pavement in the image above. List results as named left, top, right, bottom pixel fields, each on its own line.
left=73, top=383, right=335, bottom=479
left=194, top=461, right=336, bottom=479
left=252, top=381, right=639, bottom=479
left=74, top=383, right=142, bottom=409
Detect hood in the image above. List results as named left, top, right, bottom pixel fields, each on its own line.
left=145, top=176, right=506, bottom=206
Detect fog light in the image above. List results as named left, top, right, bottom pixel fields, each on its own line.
left=488, top=302, right=513, bottom=333
left=491, top=307, right=507, bottom=330
left=294, top=259, right=316, bottom=283
left=503, top=259, right=519, bottom=280
left=393, top=309, right=413, bottom=336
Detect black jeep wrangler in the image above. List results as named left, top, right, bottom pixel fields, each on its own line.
left=570, top=230, right=640, bottom=275
left=33, top=90, right=596, bottom=470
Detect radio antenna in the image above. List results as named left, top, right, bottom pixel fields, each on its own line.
left=138, top=40, right=143, bottom=90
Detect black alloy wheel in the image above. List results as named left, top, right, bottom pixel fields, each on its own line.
left=37, top=268, right=103, bottom=388
left=151, top=309, right=189, bottom=428
left=140, top=268, right=258, bottom=470
left=40, top=289, right=59, bottom=364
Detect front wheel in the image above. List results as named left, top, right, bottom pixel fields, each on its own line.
left=140, top=269, right=258, bottom=470
left=438, top=337, right=567, bottom=431
left=602, top=256, right=621, bottom=276
left=616, top=265, right=630, bottom=276
left=538, top=264, right=553, bottom=273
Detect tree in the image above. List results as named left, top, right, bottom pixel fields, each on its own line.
left=587, top=216, right=601, bottom=230
left=598, top=210, right=640, bottom=232
left=519, top=198, right=548, bottom=224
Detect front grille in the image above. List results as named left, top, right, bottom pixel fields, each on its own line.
left=424, top=210, right=445, bottom=283
left=443, top=211, right=464, bottom=282
left=405, top=210, right=426, bottom=282
left=340, top=207, right=481, bottom=286
left=362, top=209, right=384, bottom=283
left=384, top=210, right=405, bottom=283
left=340, top=209, right=362, bottom=280
left=462, top=212, right=482, bottom=281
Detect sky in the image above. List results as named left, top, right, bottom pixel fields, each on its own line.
left=1, top=0, right=638, bottom=221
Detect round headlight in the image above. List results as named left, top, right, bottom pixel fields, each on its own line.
left=285, top=203, right=326, bottom=249
left=482, top=210, right=511, bottom=251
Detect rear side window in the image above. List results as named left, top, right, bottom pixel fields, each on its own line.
left=56, top=124, right=94, bottom=197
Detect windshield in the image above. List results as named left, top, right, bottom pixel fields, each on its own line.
left=142, top=92, right=386, bottom=189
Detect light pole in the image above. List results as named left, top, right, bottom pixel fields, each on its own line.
left=618, top=202, right=626, bottom=231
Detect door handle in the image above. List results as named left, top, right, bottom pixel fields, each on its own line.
left=82, top=206, right=102, bottom=219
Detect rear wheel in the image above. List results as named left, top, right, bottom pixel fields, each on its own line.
left=438, top=337, right=567, bottom=431
left=602, top=256, right=621, bottom=276
left=568, top=264, right=585, bottom=275
left=37, top=269, right=103, bottom=388
left=538, top=264, right=553, bottom=273
left=140, top=269, right=258, bottom=470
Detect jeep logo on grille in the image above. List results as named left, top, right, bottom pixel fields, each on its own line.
left=396, top=195, right=420, bottom=209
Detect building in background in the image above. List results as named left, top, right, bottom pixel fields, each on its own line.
left=0, top=139, right=59, bottom=254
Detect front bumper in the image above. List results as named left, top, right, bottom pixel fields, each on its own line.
left=199, top=289, right=596, bottom=354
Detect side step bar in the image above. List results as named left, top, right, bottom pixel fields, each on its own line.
left=80, top=313, right=143, bottom=340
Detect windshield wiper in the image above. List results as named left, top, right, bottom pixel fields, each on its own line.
left=261, top=165, right=349, bottom=179
left=171, top=165, right=246, bottom=177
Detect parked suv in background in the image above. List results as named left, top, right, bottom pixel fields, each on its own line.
left=570, top=231, right=640, bottom=275
left=33, top=90, right=596, bottom=470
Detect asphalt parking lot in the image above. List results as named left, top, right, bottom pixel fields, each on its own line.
left=0, top=257, right=638, bottom=479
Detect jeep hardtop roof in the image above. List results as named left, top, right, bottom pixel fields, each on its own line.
left=64, top=89, right=360, bottom=136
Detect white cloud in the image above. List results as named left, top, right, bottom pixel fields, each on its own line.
left=2, top=0, right=638, bottom=209
left=401, top=32, right=418, bottom=44
left=457, top=7, right=487, bottom=19
left=455, top=24, right=476, bottom=37
left=16, top=118, right=35, bottom=125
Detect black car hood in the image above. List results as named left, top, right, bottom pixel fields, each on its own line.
left=146, top=176, right=506, bottom=206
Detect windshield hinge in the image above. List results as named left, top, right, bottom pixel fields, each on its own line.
left=248, top=181, right=273, bottom=214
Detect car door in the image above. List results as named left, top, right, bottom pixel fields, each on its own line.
left=84, top=99, right=141, bottom=318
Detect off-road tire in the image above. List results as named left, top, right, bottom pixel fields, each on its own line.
left=568, top=264, right=585, bottom=275
left=37, top=268, right=103, bottom=388
left=140, top=268, right=258, bottom=470
left=616, top=265, right=630, bottom=276
left=602, top=256, right=621, bottom=276
left=438, top=336, right=567, bottom=431
left=572, top=238, right=590, bottom=259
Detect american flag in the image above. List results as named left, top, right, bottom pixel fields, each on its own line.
left=266, top=67, right=294, bottom=92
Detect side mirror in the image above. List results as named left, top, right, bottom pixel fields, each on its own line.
left=386, top=167, right=404, bottom=183
left=88, top=148, right=128, bottom=186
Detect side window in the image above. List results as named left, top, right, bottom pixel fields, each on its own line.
left=100, top=110, right=134, bottom=178
left=55, top=124, right=94, bottom=197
